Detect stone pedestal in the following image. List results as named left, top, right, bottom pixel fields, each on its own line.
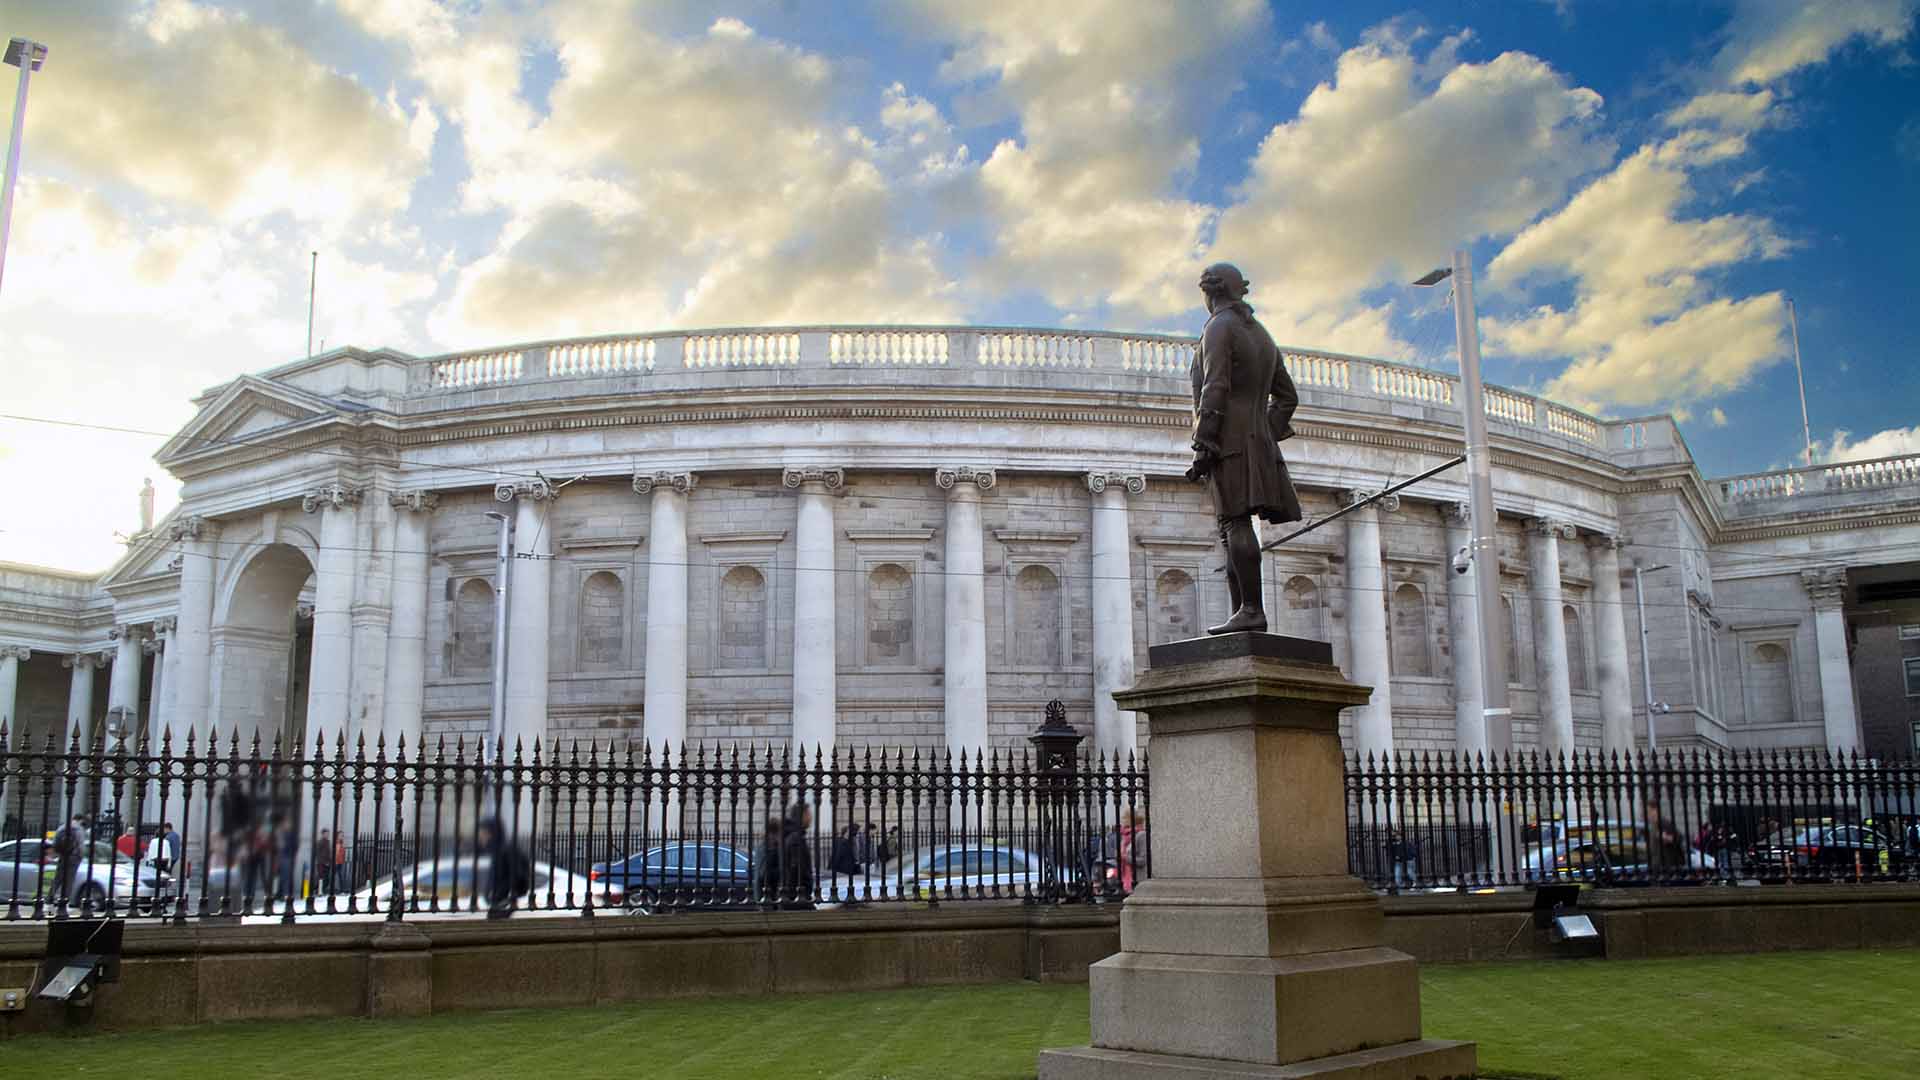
left=1039, top=633, right=1475, bottom=1080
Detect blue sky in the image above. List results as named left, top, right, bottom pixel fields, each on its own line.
left=1, top=0, right=1916, bottom=571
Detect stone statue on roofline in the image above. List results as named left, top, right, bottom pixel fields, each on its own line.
left=1184, top=262, right=1303, bottom=635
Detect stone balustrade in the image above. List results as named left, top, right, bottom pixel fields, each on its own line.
left=412, top=324, right=1612, bottom=446
left=1716, top=451, right=1920, bottom=518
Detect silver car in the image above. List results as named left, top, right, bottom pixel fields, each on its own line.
left=825, top=844, right=1042, bottom=904
left=0, top=837, right=168, bottom=912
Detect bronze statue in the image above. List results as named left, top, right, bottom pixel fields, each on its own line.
left=1185, top=263, right=1302, bottom=634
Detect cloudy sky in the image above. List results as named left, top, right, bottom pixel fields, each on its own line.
left=2, top=0, right=1917, bottom=572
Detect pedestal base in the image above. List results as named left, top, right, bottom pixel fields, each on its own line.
left=1037, top=1039, right=1477, bottom=1079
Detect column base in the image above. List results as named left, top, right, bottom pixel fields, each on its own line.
left=1038, top=1039, right=1477, bottom=1079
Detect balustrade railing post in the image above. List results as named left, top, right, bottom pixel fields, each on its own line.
left=1027, top=699, right=1085, bottom=905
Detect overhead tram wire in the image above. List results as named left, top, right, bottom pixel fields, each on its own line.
left=0, top=411, right=1869, bottom=573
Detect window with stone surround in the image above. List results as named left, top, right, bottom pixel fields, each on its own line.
left=1563, top=605, right=1589, bottom=691
left=578, top=570, right=625, bottom=671
left=1390, top=583, right=1431, bottom=676
left=718, top=566, right=767, bottom=669
left=1014, top=564, right=1062, bottom=667
left=454, top=577, right=493, bottom=677
left=1282, top=575, right=1321, bottom=641
left=1153, top=568, right=1198, bottom=644
left=866, top=563, right=914, bottom=665
left=1747, top=642, right=1794, bottom=724
left=1905, top=657, right=1920, bottom=697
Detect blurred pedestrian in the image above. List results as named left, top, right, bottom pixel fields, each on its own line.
left=51, top=814, right=87, bottom=908
left=333, top=831, right=348, bottom=893
left=313, top=830, right=335, bottom=897
left=778, top=801, right=816, bottom=910
left=478, top=816, right=531, bottom=919
left=1118, top=808, right=1148, bottom=893
left=1645, top=800, right=1688, bottom=880
left=880, top=825, right=901, bottom=864
left=856, top=823, right=875, bottom=867
left=830, top=823, right=860, bottom=876
left=754, top=815, right=783, bottom=909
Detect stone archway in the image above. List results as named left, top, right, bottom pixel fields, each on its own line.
left=211, top=543, right=316, bottom=751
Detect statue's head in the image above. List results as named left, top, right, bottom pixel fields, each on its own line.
left=1199, top=262, right=1250, bottom=301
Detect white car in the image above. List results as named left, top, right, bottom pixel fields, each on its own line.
left=823, top=844, right=1043, bottom=905
left=240, top=854, right=609, bottom=923
left=0, top=838, right=168, bottom=913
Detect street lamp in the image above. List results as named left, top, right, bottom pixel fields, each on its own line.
left=1630, top=563, right=1674, bottom=748
left=1, top=37, right=50, bottom=297
left=1414, top=252, right=1510, bottom=754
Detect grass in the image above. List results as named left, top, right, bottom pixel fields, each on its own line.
left=5, top=950, right=1918, bottom=1079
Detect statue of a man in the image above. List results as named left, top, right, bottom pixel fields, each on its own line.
left=1185, top=263, right=1302, bottom=635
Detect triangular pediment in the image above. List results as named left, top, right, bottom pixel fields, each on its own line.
left=155, top=376, right=345, bottom=467
left=99, top=511, right=182, bottom=588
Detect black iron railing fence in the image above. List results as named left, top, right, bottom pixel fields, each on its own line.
left=7, top=722, right=1919, bottom=924
left=0, top=706, right=1148, bottom=922
left=1347, top=749, right=1920, bottom=891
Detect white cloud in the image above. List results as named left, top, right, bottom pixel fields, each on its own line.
left=1710, top=407, right=1729, bottom=426
left=902, top=0, right=1272, bottom=319
left=1664, top=89, right=1777, bottom=132
left=8, top=0, right=431, bottom=226
left=1486, top=134, right=1792, bottom=409
left=1713, top=0, right=1915, bottom=86
left=1823, top=424, right=1920, bottom=462
left=1213, top=39, right=1612, bottom=350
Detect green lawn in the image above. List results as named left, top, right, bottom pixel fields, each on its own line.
left=6, top=950, right=1917, bottom=1079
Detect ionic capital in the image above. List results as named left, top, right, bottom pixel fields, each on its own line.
left=495, top=477, right=558, bottom=502
left=782, top=467, right=846, bottom=492
left=150, top=617, right=177, bottom=637
left=296, top=602, right=317, bottom=621
left=632, top=471, right=697, bottom=496
left=1442, top=501, right=1473, bottom=525
left=1085, top=472, right=1146, bottom=496
left=0, top=645, right=30, bottom=663
left=1585, top=532, right=1627, bottom=552
left=1343, top=489, right=1400, bottom=513
left=63, top=652, right=107, bottom=671
left=1800, top=566, right=1847, bottom=609
left=935, top=466, right=997, bottom=492
left=141, top=636, right=165, bottom=656
left=301, top=483, right=364, bottom=514
left=167, top=515, right=212, bottom=542
left=1525, top=517, right=1575, bottom=539
left=109, top=624, right=144, bottom=644
left=388, top=490, right=440, bottom=514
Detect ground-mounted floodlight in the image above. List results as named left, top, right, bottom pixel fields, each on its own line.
left=36, top=919, right=122, bottom=1007
left=1532, top=883, right=1599, bottom=944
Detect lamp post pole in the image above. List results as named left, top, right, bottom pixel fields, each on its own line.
left=1, top=37, right=51, bottom=296
left=1632, top=563, right=1672, bottom=749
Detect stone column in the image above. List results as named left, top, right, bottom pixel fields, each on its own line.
left=1801, top=567, right=1861, bottom=752
left=108, top=625, right=145, bottom=738
left=1527, top=518, right=1576, bottom=755
left=1588, top=534, right=1635, bottom=753
left=1086, top=473, right=1144, bottom=759
left=146, top=620, right=174, bottom=739
left=381, top=491, right=437, bottom=751
left=64, top=652, right=103, bottom=749
left=347, top=487, right=397, bottom=749
left=170, top=516, right=217, bottom=745
left=785, top=468, right=843, bottom=754
left=0, top=645, right=27, bottom=743
left=638, top=472, right=696, bottom=752
left=302, top=484, right=364, bottom=743
left=1037, top=633, right=1475, bottom=1078
left=1443, top=503, right=1485, bottom=757
left=497, top=479, right=557, bottom=752
left=937, top=467, right=995, bottom=755
left=1343, top=489, right=1394, bottom=761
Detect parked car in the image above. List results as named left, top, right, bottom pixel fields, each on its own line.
left=826, top=844, right=1043, bottom=904
left=589, top=841, right=754, bottom=912
left=1521, top=826, right=1717, bottom=885
left=358, top=855, right=607, bottom=913
left=0, top=837, right=170, bottom=912
left=1745, top=824, right=1901, bottom=882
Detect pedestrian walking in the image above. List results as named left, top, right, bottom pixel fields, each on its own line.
left=333, top=831, right=348, bottom=893
left=856, top=823, right=874, bottom=867
left=1645, top=800, right=1688, bottom=880
left=51, top=814, right=87, bottom=909
left=478, top=816, right=531, bottom=919
left=754, top=815, right=784, bottom=909
left=1118, top=808, right=1148, bottom=894
left=778, top=801, right=816, bottom=910
left=313, top=830, right=335, bottom=897
left=830, top=823, right=860, bottom=877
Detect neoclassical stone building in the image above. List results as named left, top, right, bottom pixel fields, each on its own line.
left=2, top=326, right=1916, bottom=775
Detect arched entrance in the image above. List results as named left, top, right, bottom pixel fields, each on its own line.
left=212, top=543, right=316, bottom=751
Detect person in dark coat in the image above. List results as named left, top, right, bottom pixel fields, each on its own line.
left=830, top=823, right=860, bottom=876
left=1645, top=801, right=1689, bottom=881
left=778, top=801, right=816, bottom=910
left=478, top=816, right=531, bottom=919
left=1185, top=262, right=1302, bottom=635
left=754, top=815, right=784, bottom=909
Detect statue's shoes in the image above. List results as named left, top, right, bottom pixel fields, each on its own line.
left=1206, top=607, right=1268, bottom=635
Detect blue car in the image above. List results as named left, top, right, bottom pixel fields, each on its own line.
left=589, top=841, right=755, bottom=912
